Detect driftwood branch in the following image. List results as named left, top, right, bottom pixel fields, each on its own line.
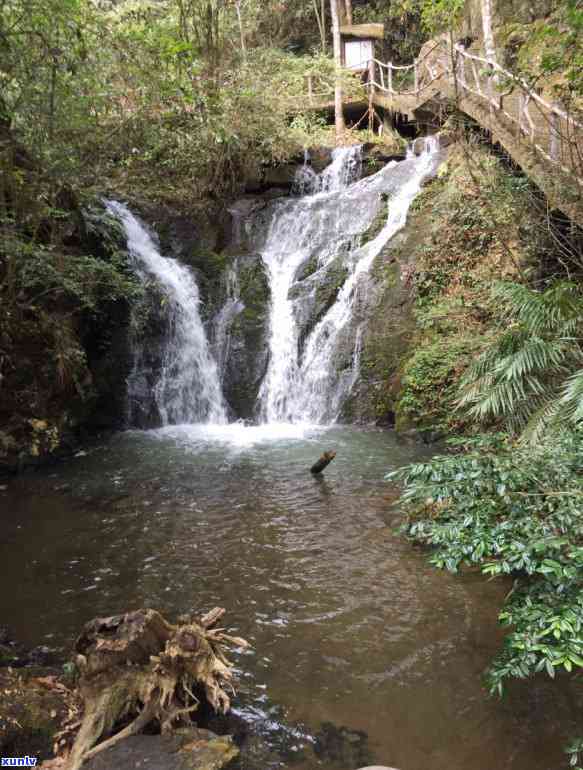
left=310, top=450, right=337, bottom=474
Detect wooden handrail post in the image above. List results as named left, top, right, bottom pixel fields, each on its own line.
left=550, top=102, right=560, bottom=161
left=517, top=92, right=524, bottom=137
left=388, top=63, right=393, bottom=94
left=368, top=58, right=375, bottom=96
left=368, top=58, right=375, bottom=132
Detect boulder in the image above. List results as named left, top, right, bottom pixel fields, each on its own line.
left=83, top=729, right=238, bottom=770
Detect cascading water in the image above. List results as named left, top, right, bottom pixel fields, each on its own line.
left=106, top=200, right=227, bottom=426
left=293, top=145, right=363, bottom=195
left=257, top=137, right=442, bottom=424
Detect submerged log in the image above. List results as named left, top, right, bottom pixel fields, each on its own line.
left=310, top=450, right=337, bottom=475
left=57, top=608, right=249, bottom=770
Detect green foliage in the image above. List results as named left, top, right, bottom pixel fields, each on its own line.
left=418, top=0, right=465, bottom=33
left=459, top=281, right=583, bottom=441
left=0, top=0, right=349, bottom=198
left=389, top=430, right=583, bottom=700
left=397, top=336, right=479, bottom=432
left=352, top=0, right=428, bottom=63
left=0, top=197, right=139, bottom=415
left=393, top=143, right=538, bottom=436
left=502, top=0, right=583, bottom=100
left=6, top=240, right=140, bottom=316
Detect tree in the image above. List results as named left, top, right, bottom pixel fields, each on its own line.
left=343, top=0, right=352, bottom=25
left=313, top=0, right=327, bottom=53
left=480, top=0, right=497, bottom=64
left=233, top=0, right=247, bottom=61
left=330, top=0, right=345, bottom=142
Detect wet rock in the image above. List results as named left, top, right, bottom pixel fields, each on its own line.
left=314, top=722, right=374, bottom=768
left=83, top=728, right=238, bottom=770
left=263, top=164, right=301, bottom=189
left=27, top=646, right=57, bottom=667
left=0, top=628, right=58, bottom=669
left=289, top=255, right=350, bottom=356
left=53, top=483, right=72, bottom=493
left=218, top=254, right=271, bottom=419
left=308, top=146, right=333, bottom=173
left=236, top=733, right=287, bottom=770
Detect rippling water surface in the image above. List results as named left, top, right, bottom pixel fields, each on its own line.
left=1, top=425, right=580, bottom=770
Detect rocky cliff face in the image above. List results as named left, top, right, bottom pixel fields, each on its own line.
left=0, top=204, right=137, bottom=474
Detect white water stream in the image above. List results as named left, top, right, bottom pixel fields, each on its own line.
left=106, top=200, right=227, bottom=426
left=258, top=137, right=441, bottom=424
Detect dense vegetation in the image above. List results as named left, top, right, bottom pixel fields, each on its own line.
left=386, top=3, right=583, bottom=758
left=1, top=0, right=583, bottom=762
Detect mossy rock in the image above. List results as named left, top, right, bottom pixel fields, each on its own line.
left=289, top=256, right=350, bottom=355
left=220, top=255, right=271, bottom=419
left=82, top=206, right=128, bottom=260
left=0, top=670, right=68, bottom=763
left=341, top=234, right=416, bottom=425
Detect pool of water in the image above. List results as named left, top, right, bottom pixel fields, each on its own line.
left=0, top=424, right=580, bottom=769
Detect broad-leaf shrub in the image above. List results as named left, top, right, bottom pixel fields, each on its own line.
left=388, top=431, right=583, bottom=696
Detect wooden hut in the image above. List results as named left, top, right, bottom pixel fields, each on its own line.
left=340, top=23, right=384, bottom=72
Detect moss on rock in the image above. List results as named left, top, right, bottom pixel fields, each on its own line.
left=391, top=144, right=540, bottom=438
left=220, top=255, right=271, bottom=419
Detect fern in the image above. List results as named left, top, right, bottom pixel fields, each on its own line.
left=458, top=281, right=583, bottom=441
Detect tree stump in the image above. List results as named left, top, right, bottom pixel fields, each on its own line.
left=55, top=608, right=249, bottom=770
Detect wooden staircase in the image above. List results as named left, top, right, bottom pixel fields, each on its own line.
left=368, top=40, right=583, bottom=224
left=294, top=39, right=583, bottom=224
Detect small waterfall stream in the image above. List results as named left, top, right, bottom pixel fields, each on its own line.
left=293, top=145, right=363, bottom=195
left=107, top=200, right=227, bottom=426
left=258, top=138, right=441, bottom=424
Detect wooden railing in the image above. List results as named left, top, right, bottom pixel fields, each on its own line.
left=366, top=39, right=583, bottom=185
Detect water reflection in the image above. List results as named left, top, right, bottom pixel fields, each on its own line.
left=0, top=426, right=580, bottom=770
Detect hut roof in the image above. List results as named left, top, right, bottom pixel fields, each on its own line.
left=340, top=23, right=385, bottom=40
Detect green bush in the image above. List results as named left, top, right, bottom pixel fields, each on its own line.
left=389, top=430, right=583, bottom=699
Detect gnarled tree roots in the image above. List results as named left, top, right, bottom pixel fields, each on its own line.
left=58, top=607, right=249, bottom=770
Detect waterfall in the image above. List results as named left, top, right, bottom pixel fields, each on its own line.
left=106, top=200, right=227, bottom=426
left=258, top=137, right=441, bottom=424
left=293, top=145, right=362, bottom=196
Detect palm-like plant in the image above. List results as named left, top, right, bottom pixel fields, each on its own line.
left=458, top=281, right=583, bottom=441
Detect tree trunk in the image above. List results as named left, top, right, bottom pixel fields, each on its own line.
left=480, top=0, right=496, bottom=64
left=313, top=0, right=326, bottom=53
left=330, top=0, right=345, bottom=143
left=344, top=0, right=352, bottom=25
left=235, top=0, right=247, bottom=61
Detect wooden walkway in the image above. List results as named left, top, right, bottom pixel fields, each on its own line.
left=297, top=40, right=583, bottom=224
